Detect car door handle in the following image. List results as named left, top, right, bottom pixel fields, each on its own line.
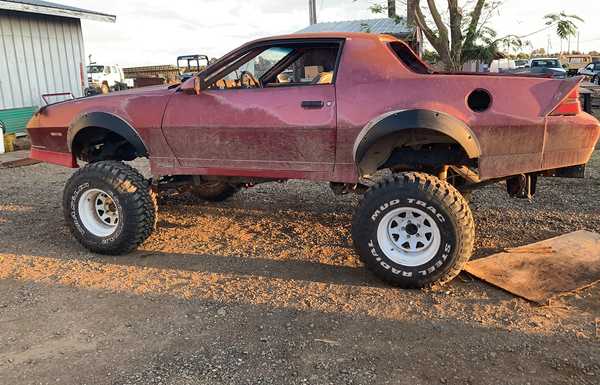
left=301, top=100, right=324, bottom=109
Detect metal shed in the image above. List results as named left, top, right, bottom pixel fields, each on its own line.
left=0, top=0, right=115, bottom=134
left=297, top=17, right=422, bottom=55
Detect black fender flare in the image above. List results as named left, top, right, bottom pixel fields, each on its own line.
left=353, top=109, right=481, bottom=170
left=67, top=112, right=148, bottom=157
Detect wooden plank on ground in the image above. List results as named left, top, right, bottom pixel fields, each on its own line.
left=465, top=230, right=600, bottom=304
left=0, top=158, right=40, bottom=169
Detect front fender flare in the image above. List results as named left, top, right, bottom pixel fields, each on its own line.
left=67, top=112, right=148, bottom=157
left=353, top=109, right=481, bottom=169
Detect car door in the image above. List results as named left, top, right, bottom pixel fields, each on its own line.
left=162, top=41, right=342, bottom=175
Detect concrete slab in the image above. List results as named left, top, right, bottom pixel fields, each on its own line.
left=0, top=149, right=30, bottom=163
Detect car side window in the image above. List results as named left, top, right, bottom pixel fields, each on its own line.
left=271, top=46, right=339, bottom=86
left=207, top=42, right=341, bottom=90
left=209, top=47, right=292, bottom=90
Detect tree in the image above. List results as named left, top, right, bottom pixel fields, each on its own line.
left=544, top=12, right=583, bottom=41
left=367, top=1, right=516, bottom=71
left=531, top=48, right=546, bottom=57
left=544, top=12, right=583, bottom=54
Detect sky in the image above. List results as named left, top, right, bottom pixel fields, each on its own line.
left=62, top=0, right=600, bottom=67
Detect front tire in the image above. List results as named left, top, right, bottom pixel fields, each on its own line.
left=63, top=161, right=157, bottom=255
left=352, top=172, right=475, bottom=288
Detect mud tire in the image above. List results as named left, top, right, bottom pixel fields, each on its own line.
left=63, top=161, right=156, bottom=255
left=352, top=172, right=475, bottom=288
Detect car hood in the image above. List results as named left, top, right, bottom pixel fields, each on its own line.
left=88, top=84, right=176, bottom=97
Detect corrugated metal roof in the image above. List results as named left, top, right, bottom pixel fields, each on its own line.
left=297, top=17, right=412, bottom=36
left=0, top=0, right=115, bottom=22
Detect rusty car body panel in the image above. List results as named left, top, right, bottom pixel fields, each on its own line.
left=27, top=32, right=600, bottom=183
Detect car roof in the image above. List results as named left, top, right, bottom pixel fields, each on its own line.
left=244, top=32, right=395, bottom=45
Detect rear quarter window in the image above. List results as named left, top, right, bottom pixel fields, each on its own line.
left=388, top=42, right=433, bottom=74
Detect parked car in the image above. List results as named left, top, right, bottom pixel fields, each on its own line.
left=578, top=61, right=600, bottom=84
left=86, top=64, right=133, bottom=94
left=27, top=32, right=600, bottom=289
left=527, top=58, right=567, bottom=78
left=561, top=54, right=593, bottom=76
left=177, top=54, right=210, bottom=82
left=514, top=59, right=529, bottom=69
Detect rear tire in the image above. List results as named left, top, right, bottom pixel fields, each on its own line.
left=352, top=172, right=475, bottom=288
left=63, top=161, right=157, bottom=255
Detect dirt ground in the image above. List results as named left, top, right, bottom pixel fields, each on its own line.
left=0, top=151, right=599, bottom=385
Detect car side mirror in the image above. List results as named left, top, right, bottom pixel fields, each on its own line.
left=181, top=76, right=202, bottom=95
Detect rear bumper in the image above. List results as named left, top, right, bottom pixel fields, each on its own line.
left=30, top=148, right=78, bottom=168
left=542, top=112, right=600, bottom=170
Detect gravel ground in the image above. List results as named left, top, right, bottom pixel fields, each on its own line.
left=0, top=152, right=599, bottom=385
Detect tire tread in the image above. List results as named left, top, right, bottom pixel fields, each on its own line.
left=352, top=172, right=475, bottom=288
left=63, top=161, right=156, bottom=255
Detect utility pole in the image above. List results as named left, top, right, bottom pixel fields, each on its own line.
left=577, top=32, right=580, bottom=52
left=387, top=0, right=396, bottom=18
left=309, top=0, right=317, bottom=25
left=406, top=0, right=417, bottom=26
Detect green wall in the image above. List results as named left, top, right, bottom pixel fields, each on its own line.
left=0, top=106, right=37, bottom=135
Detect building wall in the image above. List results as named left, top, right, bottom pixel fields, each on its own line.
left=0, top=10, right=86, bottom=111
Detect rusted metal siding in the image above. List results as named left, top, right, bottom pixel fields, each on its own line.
left=0, top=10, right=86, bottom=110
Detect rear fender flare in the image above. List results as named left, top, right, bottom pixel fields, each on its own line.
left=67, top=112, right=148, bottom=157
left=353, top=109, right=481, bottom=172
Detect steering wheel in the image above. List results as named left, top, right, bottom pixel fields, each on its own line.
left=239, top=71, right=260, bottom=88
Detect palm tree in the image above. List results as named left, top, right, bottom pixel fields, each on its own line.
left=544, top=12, right=583, bottom=52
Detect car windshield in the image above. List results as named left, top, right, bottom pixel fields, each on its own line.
left=87, top=65, right=105, bottom=73
left=531, top=60, right=560, bottom=69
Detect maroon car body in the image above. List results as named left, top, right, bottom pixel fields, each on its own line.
left=25, top=32, right=600, bottom=288
left=27, top=32, right=600, bottom=183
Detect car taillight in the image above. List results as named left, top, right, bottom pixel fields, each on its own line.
left=550, top=88, right=581, bottom=116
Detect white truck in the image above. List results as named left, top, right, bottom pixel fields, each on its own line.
left=85, top=64, right=133, bottom=95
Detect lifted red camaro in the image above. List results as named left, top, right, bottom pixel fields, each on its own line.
left=28, top=33, right=600, bottom=288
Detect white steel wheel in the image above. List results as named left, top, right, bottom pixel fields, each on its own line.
left=376, top=206, right=441, bottom=267
left=78, top=188, right=120, bottom=237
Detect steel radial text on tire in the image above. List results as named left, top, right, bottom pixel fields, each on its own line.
left=352, top=172, right=475, bottom=288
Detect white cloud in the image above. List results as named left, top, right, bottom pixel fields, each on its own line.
left=62, top=0, right=600, bottom=67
